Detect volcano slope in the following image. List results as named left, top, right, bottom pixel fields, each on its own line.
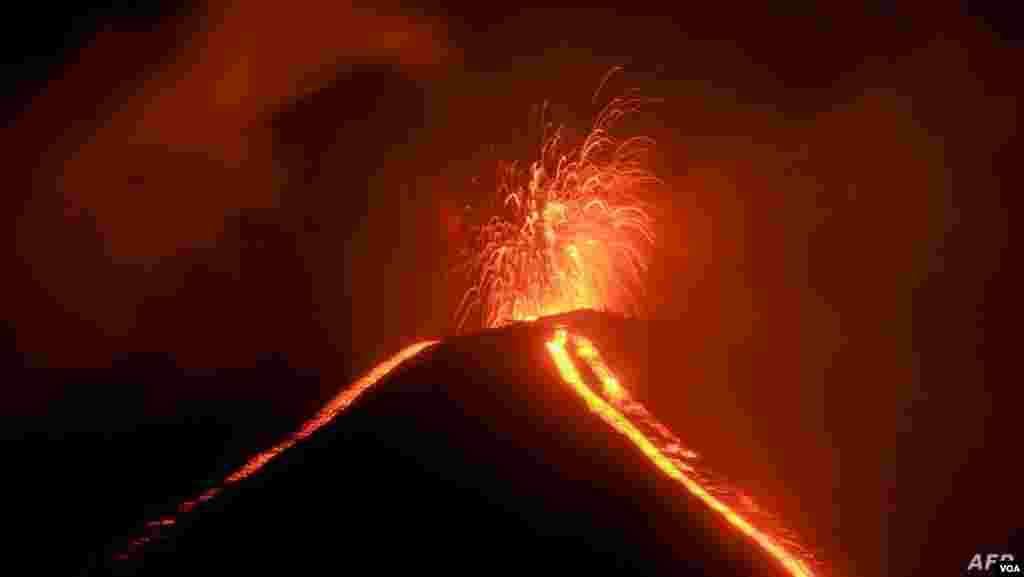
left=90, top=311, right=806, bottom=577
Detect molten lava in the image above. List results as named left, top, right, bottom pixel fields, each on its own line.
left=115, top=339, right=438, bottom=560
left=545, top=328, right=817, bottom=577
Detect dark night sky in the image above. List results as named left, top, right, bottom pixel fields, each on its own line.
left=2, top=3, right=1020, bottom=577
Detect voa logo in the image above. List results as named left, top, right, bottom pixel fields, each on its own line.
left=968, top=553, right=1020, bottom=573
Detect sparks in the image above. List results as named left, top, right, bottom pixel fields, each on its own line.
left=456, top=69, right=659, bottom=331
left=545, top=328, right=818, bottom=577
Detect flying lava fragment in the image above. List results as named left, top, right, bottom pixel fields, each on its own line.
left=456, top=68, right=658, bottom=331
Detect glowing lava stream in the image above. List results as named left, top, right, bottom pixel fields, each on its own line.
left=545, top=328, right=816, bottom=577
left=115, top=339, right=439, bottom=560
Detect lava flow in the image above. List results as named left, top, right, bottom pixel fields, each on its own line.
left=545, top=327, right=818, bottom=577
left=113, top=339, right=438, bottom=561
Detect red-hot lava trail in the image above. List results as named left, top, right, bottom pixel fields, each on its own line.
left=545, top=327, right=820, bottom=577
left=112, top=339, right=439, bottom=561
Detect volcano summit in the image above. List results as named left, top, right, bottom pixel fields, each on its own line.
left=90, top=310, right=820, bottom=577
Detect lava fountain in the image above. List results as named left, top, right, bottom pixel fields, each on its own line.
left=455, top=69, right=658, bottom=331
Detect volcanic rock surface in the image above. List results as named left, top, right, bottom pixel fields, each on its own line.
left=90, top=311, right=793, bottom=577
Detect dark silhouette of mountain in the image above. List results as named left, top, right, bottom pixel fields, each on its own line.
left=84, top=312, right=798, bottom=577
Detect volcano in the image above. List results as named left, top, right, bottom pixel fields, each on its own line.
left=87, top=311, right=818, bottom=577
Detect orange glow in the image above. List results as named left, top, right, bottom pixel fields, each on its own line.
left=116, top=339, right=438, bottom=561
left=545, top=328, right=816, bottom=577
left=49, top=3, right=452, bottom=259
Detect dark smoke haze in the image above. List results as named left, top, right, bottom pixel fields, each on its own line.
left=2, top=3, right=1019, bottom=577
